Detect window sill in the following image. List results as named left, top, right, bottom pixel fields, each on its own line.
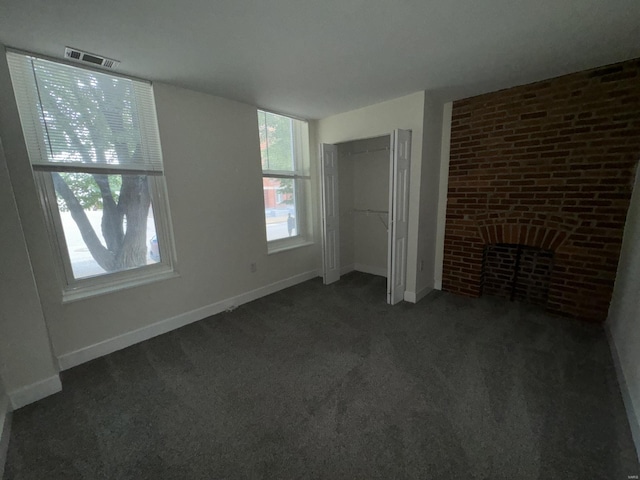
left=62, top=268, right=180, bottom=304
left=267, top=239, right=314, bottom=255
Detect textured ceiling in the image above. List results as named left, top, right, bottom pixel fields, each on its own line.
left=0, top=0, right=638, bottom=119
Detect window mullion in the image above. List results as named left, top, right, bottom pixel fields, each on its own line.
left=32, top=162, right=163, bottom=176
left=262, top=172, right=308, bottom=179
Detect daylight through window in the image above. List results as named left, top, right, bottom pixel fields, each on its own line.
left=7, top=50, right=175, bottom=297
left=258, top=110, right=309, bottom=248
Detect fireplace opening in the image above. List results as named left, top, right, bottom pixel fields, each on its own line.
left=482, top=244, right=554, bottom=307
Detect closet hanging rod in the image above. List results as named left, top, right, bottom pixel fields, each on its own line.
left=346, top=147, right=390, bottom=156
left=353, top=208, right=389, bottom=215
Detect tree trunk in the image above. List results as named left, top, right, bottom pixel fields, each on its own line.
left=45, top=74, right=153, bottom=276
left=115, top=175, right=151, bottom=270
left=93, top=173, right=124, bottom=253
left=52, top=172, right=117, bottom=271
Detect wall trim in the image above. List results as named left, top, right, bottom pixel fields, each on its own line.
left=8, top=375, right=62, bottom=410
left=340, top=263, right=355, bottom=276
left=404, top=285, right=432, bottom=304
left=0, top=396, right=10, bottom=479
left=58, top=270, right=320, bottom=371
left=404, top=291, right=416, bottom=303
left=341, top=264, right=387, bottom=278
left=606, top=324, right=640, bottom=463
left=354, top=263, right=387, bottom=278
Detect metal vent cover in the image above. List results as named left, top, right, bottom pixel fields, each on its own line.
left=64, top=47, right=120, bottom=69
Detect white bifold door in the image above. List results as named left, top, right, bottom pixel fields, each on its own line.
left=321, top=143, right=340, bottom=284
left=387, top=129, right=411, bottom=305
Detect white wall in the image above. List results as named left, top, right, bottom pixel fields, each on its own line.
left=434, top=102, right=453, bottom=290
left=337, top=136, right=390, bottom=277
left=0, top=46, right=321, bottom=386
left=417, top=93, right=450, bottom=297
left=608, top=165, right=640, bottom=459
left=337, top=144, right=355, bottom=271
left=0, top=133, right=60, bottom=409
left=316, top=92, right=425, bottom=299
left=352, top=137, right=390, bottom=276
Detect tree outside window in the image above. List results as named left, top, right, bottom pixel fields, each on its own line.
left=258, top=110, right=305, bottom=242
left=8, top=51, right=174, bottom=293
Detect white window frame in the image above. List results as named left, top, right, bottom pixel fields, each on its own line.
left=258, top=109, right=313, bottom=253
left=7, top=49, right=178, bottom=302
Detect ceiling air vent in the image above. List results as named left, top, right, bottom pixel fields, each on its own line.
left=64, top=47, right=120, bottom=69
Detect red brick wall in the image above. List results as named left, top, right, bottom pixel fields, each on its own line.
left=443, top=58, right=640, bottom=322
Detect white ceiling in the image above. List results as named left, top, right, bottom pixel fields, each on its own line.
left=0, top=0, right=638, bottom=119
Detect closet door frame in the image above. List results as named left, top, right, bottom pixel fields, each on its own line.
left=320, top=131, right=410, bottom=303
left=387, top=129, right=411, bottom=305
left=320, top=143, right=340, bottom=284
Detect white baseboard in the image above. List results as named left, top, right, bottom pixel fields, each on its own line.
left=58, top=270, right=320, bottom=371
left=415, top=285, right=432, bottom=303
left=8, top=375, right=62, bottom=410
left=606, top=324, right=640, bottom=463
left=404, top=285, right=432, bottom=304
left=354, top=263, right=387, bottom=278
left=404, top=291, right=416, bottom=303
left=340, top=263, right=355, bottom=276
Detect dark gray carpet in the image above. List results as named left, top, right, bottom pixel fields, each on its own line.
left=4, top=272, right=639, bottom=479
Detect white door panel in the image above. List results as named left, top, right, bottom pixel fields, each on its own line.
left=387, top=129, right=411, bottom=304
left=321, top=143, right=340, bottom=284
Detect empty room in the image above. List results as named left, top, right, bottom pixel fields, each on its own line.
left=0, top=0, right=639, bottom=478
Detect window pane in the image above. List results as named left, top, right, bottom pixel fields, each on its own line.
left=258, top=110, right=269, bottom=170
left=258, top=110, right=294, bottom=171
left=52, top=172, right=160, bottom=279
left=263, top=177, right=297, bottom=241
left=28, top=57, right=154, bottom=169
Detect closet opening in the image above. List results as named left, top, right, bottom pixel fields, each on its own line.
left=320, top=129, right=411, bottom=305
left=338, top=135, right=390, bottom=279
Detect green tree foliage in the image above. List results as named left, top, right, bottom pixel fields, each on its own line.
left=34, top=59, right=151, bottom=273
left=258, top=111, right=294, bottom=171
left=276, top=178, right=294, bottom=205
left=57, top=173, right=121, bottom=211
left=258, top=111, right=295, bottom=205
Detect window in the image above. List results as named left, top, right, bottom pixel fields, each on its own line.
left=7, top=51, right=176, bottom=300
left=257, top=110, right=310, bottom=251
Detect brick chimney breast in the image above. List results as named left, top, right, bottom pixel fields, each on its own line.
left=443, top=58, right=640, bottom=322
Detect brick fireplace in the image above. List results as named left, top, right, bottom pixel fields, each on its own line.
left=443, top=58, right=640, bottom=322
left=483, top=244, right=554, bottom=306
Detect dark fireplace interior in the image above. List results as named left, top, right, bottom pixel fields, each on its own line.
left=482, top=244, right=554, bottom=307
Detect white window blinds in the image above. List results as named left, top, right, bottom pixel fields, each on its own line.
left=7, top=51, right=164, bottom=174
